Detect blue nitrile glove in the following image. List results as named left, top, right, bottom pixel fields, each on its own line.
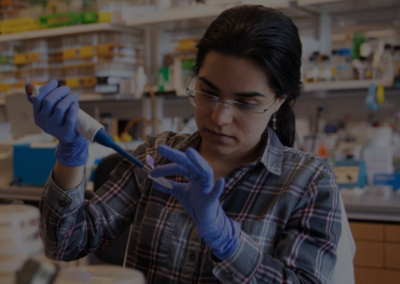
left=25, top=80, right=88, bottom=167
left=150, top=145, right=241, bottom=260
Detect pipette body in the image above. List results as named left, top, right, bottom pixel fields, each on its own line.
left=27, top=83, right=172, bottom=189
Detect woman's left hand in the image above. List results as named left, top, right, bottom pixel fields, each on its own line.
left=150, top=144, right=225, bottom=226
left=150, top=145, right=240, bottom=260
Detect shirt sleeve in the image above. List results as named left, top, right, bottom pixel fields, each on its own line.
left=211, top=164, right=342, bottom=284
left=39, top=145, right=149, bottom=262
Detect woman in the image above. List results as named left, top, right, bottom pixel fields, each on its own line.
left=30, top=5, right=341, bottom=283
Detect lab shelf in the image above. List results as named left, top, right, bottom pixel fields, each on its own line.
left=125, top=5, right=226, bottom=27
left=123, top=1, right=298, bottom=31
left=303, top=78, right=394, bottom=92
left=0, top=23, right=135, bottom=43
left=0, top=79, right=394, bottom=107
left=0, top=93, right=142, bottom=106
left=297, top=0, right=346, bottom=6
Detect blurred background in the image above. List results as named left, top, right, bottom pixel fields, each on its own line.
left=0, top=1, right=399, bottom=283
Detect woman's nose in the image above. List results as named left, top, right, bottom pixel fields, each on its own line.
left=211, top=102, right=233, bottom=125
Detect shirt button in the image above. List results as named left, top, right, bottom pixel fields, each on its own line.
left=189, top=253, right=196, bottom=262
left=58, top=200, right=67, bottom=207
left=224, top=272, right=233, bottom=280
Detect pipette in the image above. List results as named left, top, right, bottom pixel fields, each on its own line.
left=27, top=83, right=172, bottom=189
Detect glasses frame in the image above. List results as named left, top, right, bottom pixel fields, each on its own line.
left=186, top=88, right=277, bottom=114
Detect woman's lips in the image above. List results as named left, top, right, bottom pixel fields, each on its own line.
left=206, top=129, right=233, bottom=142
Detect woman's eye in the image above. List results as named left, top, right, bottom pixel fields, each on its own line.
left=237, top=102, right=256, bottom=110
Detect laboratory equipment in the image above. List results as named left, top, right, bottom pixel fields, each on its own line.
left=27, top=83, right=172, bottom=189
left=0, top=204, right=43, bottom=284
left=379, top=43, right=394, bottom=79
left=54, top=265, right=145, bottom=284
left=14, top=253, right=146, bottom=284
left=337, top=48, right=353, bottom=81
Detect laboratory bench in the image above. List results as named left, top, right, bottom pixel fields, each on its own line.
left=1, top=172, right=400, bottom=219
left=1, top=174, right=400, bottom=283
left=341, top=193, right=400, bottom=284
left=2, top=171, right=399, bottom=220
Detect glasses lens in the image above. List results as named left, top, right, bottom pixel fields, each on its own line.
left=191, top=91, right=217, bottom=111
left=231, top=102, right=256, bottom=114
left=188, top=89, right=269, bottom=115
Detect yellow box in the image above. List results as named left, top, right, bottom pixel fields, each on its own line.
left=0, top=17, right=39, bottom=34
left=98, top=11, right=111, bottom=23
left=65, top=78, right=80, bottom=88
left=63, top=49, right=78, bottom=60
left=13, top=54, right=28, bottom=65
left=27, top=52, right=41, bottom=62
left=65, top=77, right=97, bottom=88
left=0, top=83, right=12, bottom=92
left=176, top=38, right=200, bottom=51
left=79, top=46, right=95, bottom=58
left=97, top=43, right=117, bottom=57
left=83, top=77, right=96, bottom=87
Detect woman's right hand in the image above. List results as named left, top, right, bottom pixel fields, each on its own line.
left=25, top=80, right=83, bottom=145
left=25, top=80, right=89, bottom=167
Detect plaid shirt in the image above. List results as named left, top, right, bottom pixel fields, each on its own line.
left=40, top=128, right=341, bottom=283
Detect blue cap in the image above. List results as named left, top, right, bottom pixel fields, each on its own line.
left=338, top=48, right=352, bottom=56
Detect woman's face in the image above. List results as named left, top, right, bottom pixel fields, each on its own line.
left=194, top=51, right=286, bottom=162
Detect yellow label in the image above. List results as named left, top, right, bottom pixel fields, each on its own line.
left=27, top=52, right=40, bottom=62
left=98, top=12, right=111, bottom=23
left=14, top=54, right=27, bottom=65
left=65, top=78, right=80, bottom=88
left=84, top=77, right=97, bottom=87
left=97, top=43, right=115, bottom=57
left=365, top=69, right=373, bottom=79
left=63, top=49, right=78, bottom=60
left=79, top=46, right=94, bottom=58
left=377, top=84, right=385, bottom=104
left=0, top=83, right=11, bottom=92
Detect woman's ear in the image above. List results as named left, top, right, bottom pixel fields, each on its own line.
left=275, top=94, right=289, bottom=110
left=278, top=94, right=289, bottom=103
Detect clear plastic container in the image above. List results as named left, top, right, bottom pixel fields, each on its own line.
left=318, top=54, right=332, bottom=82
left=330, top=49, right=340, bottom=81
left=378, top=43, right=394, bottom=79
left=304, top=52, right=319, bottom=83
left=0, top=205, right=42, bottom=274
left=337, top=48, right=353, bottom=80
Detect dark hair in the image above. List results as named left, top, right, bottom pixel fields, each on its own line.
left=192, top=5, right=302, bottom=147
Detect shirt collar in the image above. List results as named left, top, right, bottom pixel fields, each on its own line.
left=175, top=128, right=284, bottom=176
left=258, top=127, right=284, bottom=176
